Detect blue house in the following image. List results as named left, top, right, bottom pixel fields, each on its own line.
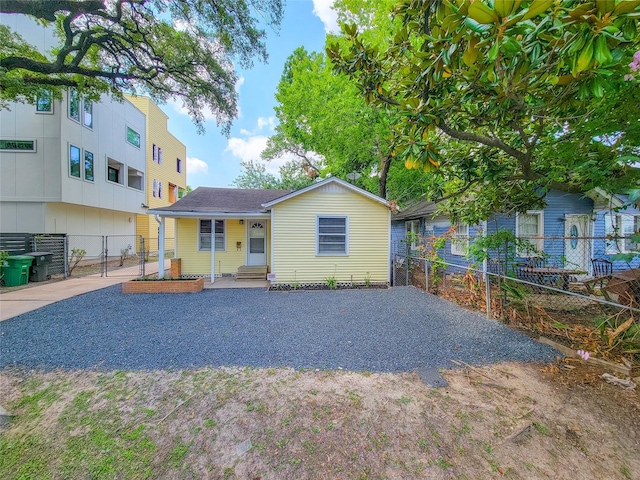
left=392, top=189, right=640, bottom=275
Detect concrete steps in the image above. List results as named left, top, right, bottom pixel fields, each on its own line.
left=236, top=265, right=267, bottom=280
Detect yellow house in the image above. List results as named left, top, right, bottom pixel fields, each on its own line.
left=148, top=177, right=391, bottom=285
left=125, top=95, right=187, bottom=254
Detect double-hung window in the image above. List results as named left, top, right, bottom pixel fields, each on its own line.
left=405, top=220, right=420, bottom=249
left=605, top=214, right=640, bottom=254
left=451, top=223, right=469, bottom=256
left=317, top=216, right=348, bottom=255
left=516, top=211, right=544, bottom=256
left=199, top=220, right=225, bottom=251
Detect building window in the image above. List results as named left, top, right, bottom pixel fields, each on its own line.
left=68, top=89, right=80, bottom=122
left=69, top=145, right=81, bottom=178
left=199, top=219, right=225, bottom=251
left=36, top=91, right=53, bottom=113
left=516, top=211, right=544, bottom=255
left=317, top=216, right=348, bottom=255
left=153, top=144, right=158, bottom=163
left=83, top=100, right=93, bottom=128
left=605, top=214, right=640, bottom=254
left=0, top=139, right=36, bottom=152
left=451, top=223, right=469, bottom=256
left=405, top=220, right=420, bottom=249
left=126, top=126, right=140, bottom=148
left=158, top=147, right=162, bottom=164
left=107, top=157, right=124, bottom=184
left=177, top=158, right=183, bottom=173
left=127, top=167, right=143, bottom=190
left=152, top=179, right=158, bottom=197
left=84, top=150, right=94, bottom=181
left=169, top=183, right=177, bottom=203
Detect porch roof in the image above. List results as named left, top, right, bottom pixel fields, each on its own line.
left=148, top=187, right=291, bottom=217
left=392, top=199, right=438, bottom=221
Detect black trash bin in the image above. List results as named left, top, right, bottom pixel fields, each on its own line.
left=24, top=252, right=53, bottom=282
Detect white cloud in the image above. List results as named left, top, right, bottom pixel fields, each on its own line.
left=187, top=156, right=209, bottom=175
left=257, top=116, right=276, bottom=131
left=236, top=76, right=245, bottom=93
left=226, top=135, right=297, bottom=175
left=167, top=98, right=219, bottom=122
left=239, top=128, right=252, bottom=136
left=312, top=0, right=339, bottom=34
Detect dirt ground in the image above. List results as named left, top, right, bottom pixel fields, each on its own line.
left=1, top=360, right=638, bottom=479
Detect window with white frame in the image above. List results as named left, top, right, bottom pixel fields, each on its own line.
left=69, top=145, right=81, bottom=178
left=158, top=146, right=163, bottom=164
left=317, top=216, right=348, bottom=255
left=451, top=223, right=469, bottom=256
left=153, top=144, right=158, bottom=163
left=126, top=126, right=140, bottom=148
left=36, top=91, right=53, bottom=113
left=84, top=150, right=94, bottom=181
left=83, top=100, right=93, bottom=128
left=199, top=219, right=225, bottom=251
left=127, top=167, right=143, bottom=190
left=516, top=211, right=544, bottom=255
left=605, top=214, right=640, bottom=254
left=68, top=89, right=80, bottom=122
left=405, top=220, right=420, bottom=249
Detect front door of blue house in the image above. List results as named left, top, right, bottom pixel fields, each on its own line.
left=564, top=214, right=591, bottom=274
left=248, top=221, right=266, bottom=266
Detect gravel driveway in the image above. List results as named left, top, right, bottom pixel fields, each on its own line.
left=0, top=286, right=558, bottom=371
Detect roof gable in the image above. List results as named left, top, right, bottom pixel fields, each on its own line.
left=262, top=177, right=390, bottom=208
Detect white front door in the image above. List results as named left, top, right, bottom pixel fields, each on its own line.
left=247, top=221, right=266, bottom=266
left=564, top=215, right=591, bottom=274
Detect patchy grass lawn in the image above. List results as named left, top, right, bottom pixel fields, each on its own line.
left=1, top=362, right=638, bottom=479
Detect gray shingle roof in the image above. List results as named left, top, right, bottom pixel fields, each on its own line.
left=152, top=187, right=291, bottom=214
left=392, top=199, right=438, bottom=221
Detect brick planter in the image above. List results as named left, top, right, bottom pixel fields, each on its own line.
left=122, top=277, right=204, bottom=294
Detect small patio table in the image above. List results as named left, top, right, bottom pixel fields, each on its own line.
left=521, top=266, right=583, bottom=291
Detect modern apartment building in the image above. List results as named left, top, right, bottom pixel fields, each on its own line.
left=125, top=96, right=187, bottom=253
left=0, top=13, right=147, bottom=245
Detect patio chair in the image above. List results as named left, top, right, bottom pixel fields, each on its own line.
left=591, top=258, right=613, bottom=283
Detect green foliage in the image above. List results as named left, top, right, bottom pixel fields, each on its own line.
left=231, top=159, right=314, bottom=190
left=325, top=276, right=338, bottom=290
left=329, top=1, right=640, bottom=220
left=265, top=46, right=430, bottom=200
left=0, top=0, right=284, bottom=134
left=68, top=248, right=86, bottom=275
left=467, top=229, right=538, bottom=271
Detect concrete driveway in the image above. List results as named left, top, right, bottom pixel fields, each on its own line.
left=0, top=286, right=557, bottom=372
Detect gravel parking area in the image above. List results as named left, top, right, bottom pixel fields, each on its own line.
left=0, top=286, right=558, bottom=371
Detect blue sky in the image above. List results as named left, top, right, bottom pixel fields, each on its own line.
left=161, top=0, right=340, bottom=189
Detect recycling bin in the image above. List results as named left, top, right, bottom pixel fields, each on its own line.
left=24, top=251, right=53, bottom=282
left=3, top=255, right=33, bottom=287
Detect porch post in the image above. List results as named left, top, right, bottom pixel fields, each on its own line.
left=210, top=218, right=215, bottom=283
left=158, top=216, right=165, bottom=278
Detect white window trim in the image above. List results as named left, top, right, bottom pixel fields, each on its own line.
left=516, top=210, right=544, bottom=257
left=83, top=100, right=93, bottom=129
left=0, top=139, right=37, bottom=152
left=405, top=220, right=420, bottom=249
left=605, top=213, right=639, bottom=254
left=451, top=223, right=469, bottom=256
left=199, top=219, right=226, bottom=252
left=126, top=125, right=141, bottom=148
left=68, top=89, right=80, bottom=123
left=316, top=215, right=349, bottom=256
left=69, top=144, right=81, bottom=179
left=83, top=149, right=94, bottom=182
left=36, top=91, right=54, bottom=114
left=106, top=156, right=125, bottom=186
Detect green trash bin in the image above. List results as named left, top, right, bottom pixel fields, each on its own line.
left=3, top=255, right=33, bottom=287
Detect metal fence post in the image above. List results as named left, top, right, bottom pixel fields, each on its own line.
left=405, top=251, right=409, bottom=286
left=102, top=236, right=106, bottom=277
left=424, top=259, right=428, bottom=292
left=141, top=237, right=146, bottom=278
left=64, top=235, right=69, bottom=278
left=485, top=269, right=491, bottom=319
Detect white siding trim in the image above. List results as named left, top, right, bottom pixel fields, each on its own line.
left=270, top=209, right=274, bottom=272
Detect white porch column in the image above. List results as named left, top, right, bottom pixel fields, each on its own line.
left=210, top=218, right=215, bottom=283
left=158, top=216, right=165, bottom=278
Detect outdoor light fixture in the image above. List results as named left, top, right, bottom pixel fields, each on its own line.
left=239, top=219, right=244, bottom=225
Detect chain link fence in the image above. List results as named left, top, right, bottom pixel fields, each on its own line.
left=392, top=234, right=640, bottom=358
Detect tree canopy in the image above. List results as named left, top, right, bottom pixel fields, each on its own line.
left=0, top=0, right=283, bottom=133
left=328, top=0, right=640, bottom=222
left=264, top=45, right=431, bottom=201
left=231, top=159, right=314, bottom=191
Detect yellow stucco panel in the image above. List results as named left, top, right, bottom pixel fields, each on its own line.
left=271, top=188, right=389, bottom=284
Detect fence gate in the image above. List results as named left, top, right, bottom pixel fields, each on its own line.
left=104, top=235, right=145, bottom=277
left=32, top=234, right=67, bottom=276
